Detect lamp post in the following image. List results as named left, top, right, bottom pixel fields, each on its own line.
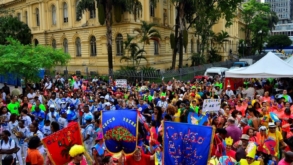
left=258, top=30, right=263, bottom=54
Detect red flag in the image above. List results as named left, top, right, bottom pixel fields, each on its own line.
left=42, top=122, right=83, bottom=165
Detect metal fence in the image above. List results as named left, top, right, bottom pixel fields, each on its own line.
left=112, top=54, right=265, bottom=82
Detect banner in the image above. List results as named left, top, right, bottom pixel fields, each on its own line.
left=115, top=79, right=127, bottom=88
left=102, top=110, right=138, bottom=154
left=42, top=122, right=83, bottom=165
left=164, top=121, right=214, bottom=165
left=202, top=99, right=221, bottom=112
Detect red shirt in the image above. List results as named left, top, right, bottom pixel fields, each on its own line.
left=242, top=125, right=250, bottom=134
left=226, top=150, right=236, bottom=159
left=125, top=154, right=154, bottom=165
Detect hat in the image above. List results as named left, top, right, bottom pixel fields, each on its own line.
left=100, top=96, right=105, bottom=99
left=190, top=93, right=195, bottom=97
left=227, top=85, right=231, bottom=88
left=246, top=142, right=257, bottom=158
left=259, top=126, right=267, bottom=132
left=105, top=102, right=111, bottom=106
left=89, top=100, right=94, bottom=103
left=240, top=118, right=248, bottom=125
left=49, top=104, right=55, bottom=108
left=69, top=145, right=85, bottom=157
left=225, top=137, right=233, bottom=146
left=268, top=122, right=276, bottom=127
left=70, top=104, right=75, bottom=108
left=85, top=115, right=93, bottom=121
left=240, top=134, right=249, bottom=141
left=161, top=96, right=166, bottom=100
left=60, top=99, right=66, bottom=104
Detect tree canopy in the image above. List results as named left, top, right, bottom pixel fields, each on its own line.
left=266, top=35, right=292, bottom=52
left=0, top=15, right=32, bottom=45
left=0, top=38, right=71, bottom=82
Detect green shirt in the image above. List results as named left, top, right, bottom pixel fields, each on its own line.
left=31, top=104, right=46, bottom=112
left=7, top=102, right=20, bottom=115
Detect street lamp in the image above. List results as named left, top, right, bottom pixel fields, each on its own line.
left=258, top=30, right=263, bottom=54
left=240, top=42, right=247, bottom=57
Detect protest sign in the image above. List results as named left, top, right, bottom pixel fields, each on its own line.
left=115, top=79, right=127, bottom=88
left=42, top=122, right=83, bottom=165
left=202, top=99, right=221, bottom=112
left=102, top=110, right=138, bottom=154
left=164, top=121, right=214, bottom=165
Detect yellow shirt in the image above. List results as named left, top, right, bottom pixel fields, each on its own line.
left=173, top=111, right=181, bottom=122
left=239, top=159, right=260, bottom=165
left=267, top=130, right=283, bottom=156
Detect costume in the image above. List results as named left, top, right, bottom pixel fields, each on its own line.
left=68, top=145, right=88, bottom=165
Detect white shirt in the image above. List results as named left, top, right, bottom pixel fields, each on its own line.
left=8, top=120, right=19, bottom=139
left=27, top=92, right=36, bottom=104
left=29, top=130, right=44, bottom=154
left=21, top=116, right=32, bottom=128
left=225, top=89, right=234, bottom=98
left=58, top=117, right=68, bottom=129
left=42, top=125, right=51, bottom=136
left=73, top=81, right=80, bottom=89
left=45, top=81, right=52, bottom=90
left=0, top=138, right=16, bottom=159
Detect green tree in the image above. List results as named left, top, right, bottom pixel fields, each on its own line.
left=267, top=35, right=292, bottom=52
left=0, top=38, right=71, bottom=82
left=0, top=15, right=32, bottom=45
left=213, top=30, right=230, bottom=51
left=77, top=0, right=158, bottom=76
left=170, top=0, right=242, bottom=69
left=241, top=0, right=273, bottom=55
left=120, top=34, right=147, bottom=68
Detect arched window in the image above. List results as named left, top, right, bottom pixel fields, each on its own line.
left=89, top=7, right=96, bottom=19
left=154, top=41, right=159, bottom=55
left=36, top=8, right=40, bottom=26
left=191, top=39, right=194, bottom=53
left=63, top=3, right=68, bottom=23
left=76, top=37, right=82, bottom=56
left=52, top=5, right=56, bottom=25
left=150, top=1, right=155, bottom=17
left=90, top=36, right=97, bottom=56
left=76, top=0, right=81, bottom=21
left=52, top=39, right=56, bottom=49
left=34, top=39, right=39, bottom=46
left=63, top=38, right=68, bottom=53
left=116, top=34, right=123, bottom=56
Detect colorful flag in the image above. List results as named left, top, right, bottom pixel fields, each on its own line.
left=164, top=121, right=214, bottom=165
left=102, top=110, right=138, bottom=154
left=42, top=122, right=83, bottom=165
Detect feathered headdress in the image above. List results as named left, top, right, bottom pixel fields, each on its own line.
left=225, top=137, right=233, bottom=146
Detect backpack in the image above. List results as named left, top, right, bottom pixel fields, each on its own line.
left=1, top=138, right=20, bottom=153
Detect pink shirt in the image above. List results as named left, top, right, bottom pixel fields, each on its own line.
left=68, top=156, right=87, bottom=165
left=278, top=159, right=291, bottom=165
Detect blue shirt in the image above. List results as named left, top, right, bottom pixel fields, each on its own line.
left=66, top=110, right=77, bottom=121
left=32, top=111, right=45, bottom=129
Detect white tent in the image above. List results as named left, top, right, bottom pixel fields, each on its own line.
left=286, top=55, right=293, bottom=64
left=226, top=52, right=293, bottom=78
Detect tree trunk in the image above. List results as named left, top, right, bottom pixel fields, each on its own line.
left=178, top=2, right=185, bottom=69
left=106, top=0, right=113, bottom=76
left=171, top=6, right=180, bottom=70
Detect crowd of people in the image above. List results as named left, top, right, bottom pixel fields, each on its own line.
left=1, top=73, right=293, bottom=165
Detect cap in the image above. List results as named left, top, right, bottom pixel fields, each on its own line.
left=105, top=102, right=111, bottom=106
left=60, top=99, right=66, bottom=104
left=70, top=104, right=75, bottom=108
left=240, top=134, right=249, bottom=140
left=49, top=104, right=55, bottom=108
left=259, top=126, right=267, bottom=132
left=100, top=96, right=105, bottom=99
left=268, top=122, right=276, bottom=127
left=60, top=109, right=67, bottom=115
left=89, top=100, right=94, bottom=103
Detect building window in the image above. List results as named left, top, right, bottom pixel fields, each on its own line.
left=76, top=0, right=81, bottom=21
left=89, top=7, right=96, bottom=19
left=116, top=34, right=123, bottom=56
left=191, top=39, right=194, bottom=53
left=17, top=13, right=21, bottom=21
left=34, top=39, right=39, bottom=46
left=52, top=39, right=56, bottom=49
left=76, top=37, right=82, bottom=56
left=63, top=38, right=68, bottom=53
left=52, top=5, right=57, bottom=25
left=150, top=2, right=155, bottom=17
left=90, top=36, right=97, bottom=56
left=36, top=8, right=40, bottom=26
left=24, top=11, right=28, bottom=24
left=154, top=41, right=159, bottom=55
left=63, top=3, right=68, bottom=23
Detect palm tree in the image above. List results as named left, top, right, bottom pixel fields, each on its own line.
left=120, top=34, right=147, bottom=68
left=77, top=0, right=155, bottom=76
left=213, top=30, right=230, bottom=51
left=133, top=21, right=161, bottom=64
left=267, top=11, right=278, bottom=33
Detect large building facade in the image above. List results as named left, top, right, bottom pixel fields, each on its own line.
left=265, top=0, right=293, bottom=23
left=0, top=0, right=244, bottom=74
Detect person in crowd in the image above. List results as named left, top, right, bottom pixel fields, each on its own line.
left=0, top=130, right=18, bottom=165
left=26, top=136, right=44, bottom=165
left=68, top=145, right=88, bottom=165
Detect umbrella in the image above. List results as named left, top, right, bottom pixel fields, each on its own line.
left=270, top=112, right=280, bottom=122
left=218, top=156, right=236, bottom=165
left=262, top=139, right=276, bottom=156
